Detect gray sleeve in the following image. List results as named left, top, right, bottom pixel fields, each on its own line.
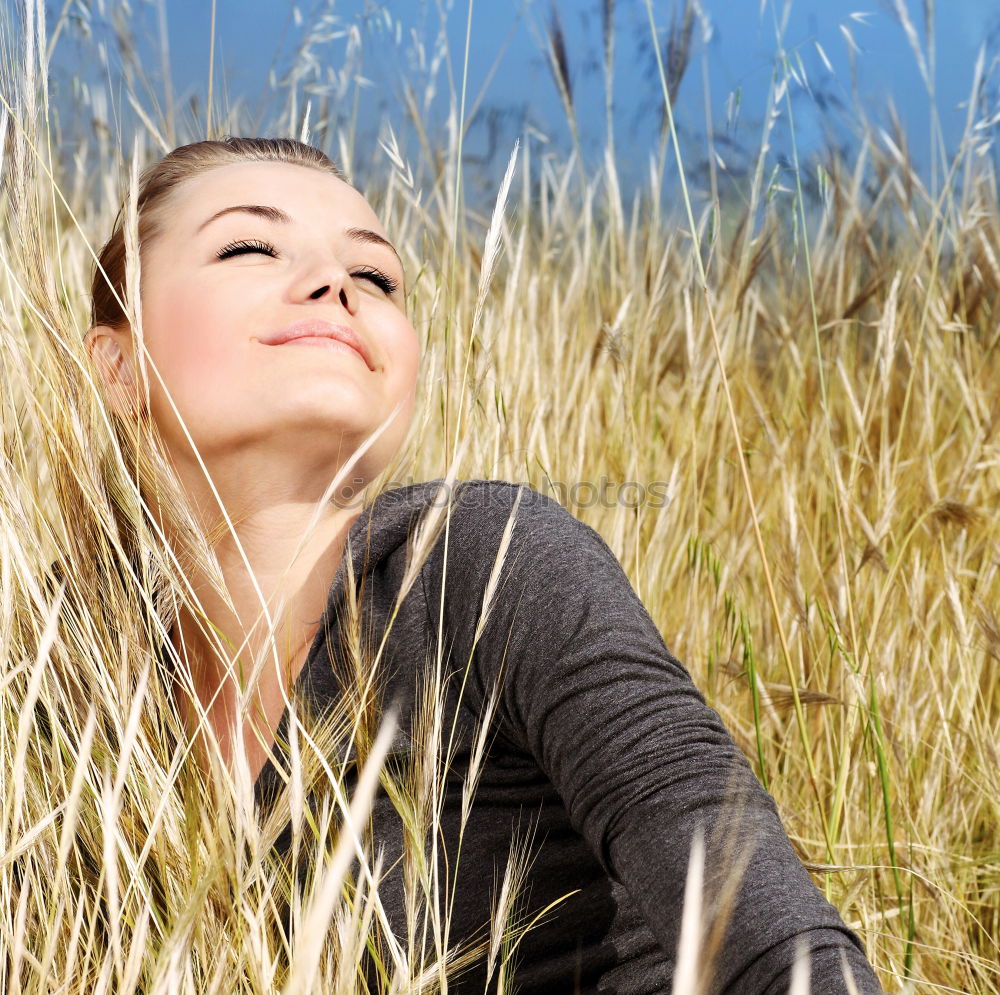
left=448, top=481, right=883, bottom=995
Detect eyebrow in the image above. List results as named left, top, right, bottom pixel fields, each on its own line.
left=344, top=226, right=401, bottom=263
left=197, top=205, right=402, bottom=264
left=197, top=204, right=290, bottom=230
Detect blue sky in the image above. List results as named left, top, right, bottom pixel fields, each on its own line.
left=47, top=0, right=1000, bottom=191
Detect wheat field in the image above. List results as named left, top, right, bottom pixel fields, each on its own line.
left=0, top=1, right=997, bottom=992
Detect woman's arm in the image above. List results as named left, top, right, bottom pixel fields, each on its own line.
left=442, top=480, right=883, bottom=994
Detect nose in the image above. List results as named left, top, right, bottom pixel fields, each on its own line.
left=291, top=256, right=359, bottom=314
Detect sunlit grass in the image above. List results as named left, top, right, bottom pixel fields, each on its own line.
left=1, top=1, right=998, bottom=992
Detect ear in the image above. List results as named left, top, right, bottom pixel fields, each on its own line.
left=84, top=325, right=143, bottom=418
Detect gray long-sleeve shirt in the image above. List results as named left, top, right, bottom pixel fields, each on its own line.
left=254, top=478, right=884, bottom=994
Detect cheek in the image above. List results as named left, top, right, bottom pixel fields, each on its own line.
left=388, top=314, right=421, bottom=383
left=138, top=279, right=239, bottom=417
left=142, top=278, right=232, bottom=370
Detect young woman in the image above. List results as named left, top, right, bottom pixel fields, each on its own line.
left=84, top=137, right=884, bottom=994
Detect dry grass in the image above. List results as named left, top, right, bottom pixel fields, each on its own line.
left=0, top=0, right=998, bottom=992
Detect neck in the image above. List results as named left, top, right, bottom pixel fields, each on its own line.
left=164, top=484, right=364, bottom=776
left=145, top=428, right=379, bottom=777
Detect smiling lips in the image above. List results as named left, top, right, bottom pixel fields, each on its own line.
left=260, top=318, right=374, bottom=370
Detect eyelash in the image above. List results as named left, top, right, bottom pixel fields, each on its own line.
left=216, top=240, right=400, bottom=296
left=352, top=266, right=400, bottom=296
left=216, top=238, right=277, bottom=259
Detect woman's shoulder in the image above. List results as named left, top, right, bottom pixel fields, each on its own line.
left=370, top=477, right=598, bottom=543
left=364, top=477, right=619, bottom=580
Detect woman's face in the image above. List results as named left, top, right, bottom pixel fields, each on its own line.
left=104, top=160, right=419, bottom=491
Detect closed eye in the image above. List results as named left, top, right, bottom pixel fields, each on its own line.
left=352, top=266, right=400, bottom=296
left=216, top=238, right=278, bottom=260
